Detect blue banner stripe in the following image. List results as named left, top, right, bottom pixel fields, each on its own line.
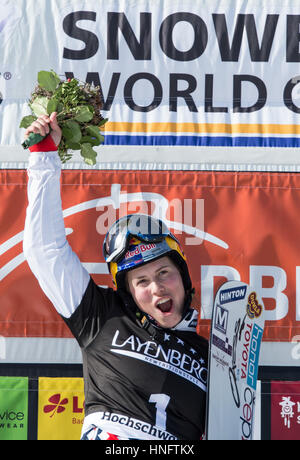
left=104, top=135, right=300, bottom=147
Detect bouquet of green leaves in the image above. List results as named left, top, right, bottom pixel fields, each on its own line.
left=20, top=70, right=107, bottom=165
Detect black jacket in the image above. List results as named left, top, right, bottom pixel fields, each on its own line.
left=64, top=278, right=208, bottom=440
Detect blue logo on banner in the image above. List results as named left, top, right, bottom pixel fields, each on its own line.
left=247, top=324, right=263, bottom=390
left=219, top=286, right=247, bottom=305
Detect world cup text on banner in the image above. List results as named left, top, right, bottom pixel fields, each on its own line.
left=1, top=0, right=300, bottom=155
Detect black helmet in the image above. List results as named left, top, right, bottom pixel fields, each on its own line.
left=103, top=214, right=192, bottom=293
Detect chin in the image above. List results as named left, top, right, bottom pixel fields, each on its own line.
left=157, top=315, right=181, bottom=329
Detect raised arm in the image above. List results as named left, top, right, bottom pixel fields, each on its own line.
left=23, top=113, right=90, bottom=318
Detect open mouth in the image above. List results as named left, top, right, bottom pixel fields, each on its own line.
left=156, top=298, right=173, bottom=313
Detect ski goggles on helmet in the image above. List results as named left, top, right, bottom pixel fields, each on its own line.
left=103, top=214, right=178, bottom=263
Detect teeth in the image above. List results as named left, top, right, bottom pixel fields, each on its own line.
left=157, top=298, right=171, bottom=305
left=156, top=298, right=173, bottom=313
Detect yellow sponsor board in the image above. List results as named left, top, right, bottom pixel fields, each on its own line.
left=38, top=377, right=84, bottom=440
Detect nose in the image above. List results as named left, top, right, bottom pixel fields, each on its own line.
left=151, top=280, right=166, bottom=295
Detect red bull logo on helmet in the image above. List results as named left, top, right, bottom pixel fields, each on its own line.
left=125, top=242, right=157, bottom=260
left=117, top=239, right=171, bottom=272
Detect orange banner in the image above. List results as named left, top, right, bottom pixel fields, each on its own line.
left=0, top=169, right=299, bottom=343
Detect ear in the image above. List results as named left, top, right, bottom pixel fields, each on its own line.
left=125, top=274, right=131, bottom=293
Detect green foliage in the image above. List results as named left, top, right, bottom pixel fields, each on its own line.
left=19, top=115, right=37, bottom=129
left=30, top=96, right=48, bottom=116
left=38, top=70, right=61, bottom=92
left=20, top=70, right=108, bottom=165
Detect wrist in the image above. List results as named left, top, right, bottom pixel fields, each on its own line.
left=29, top=135, right=58, bottom=152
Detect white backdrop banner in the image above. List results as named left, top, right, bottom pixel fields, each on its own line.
left=1, top=0, right=300, bottom=167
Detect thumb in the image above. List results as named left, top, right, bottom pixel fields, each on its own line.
left=49, top=112, right=62, bottom=146
left=49, top=112, right=60, bottom=130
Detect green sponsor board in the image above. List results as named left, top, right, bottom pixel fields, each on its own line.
left=0, top=377, right=28, bottom=440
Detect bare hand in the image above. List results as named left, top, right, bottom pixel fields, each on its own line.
left=24, top=112, right=62, bottom=146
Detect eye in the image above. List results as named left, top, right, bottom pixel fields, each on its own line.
left=137, top=278, right=148, bottom=286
